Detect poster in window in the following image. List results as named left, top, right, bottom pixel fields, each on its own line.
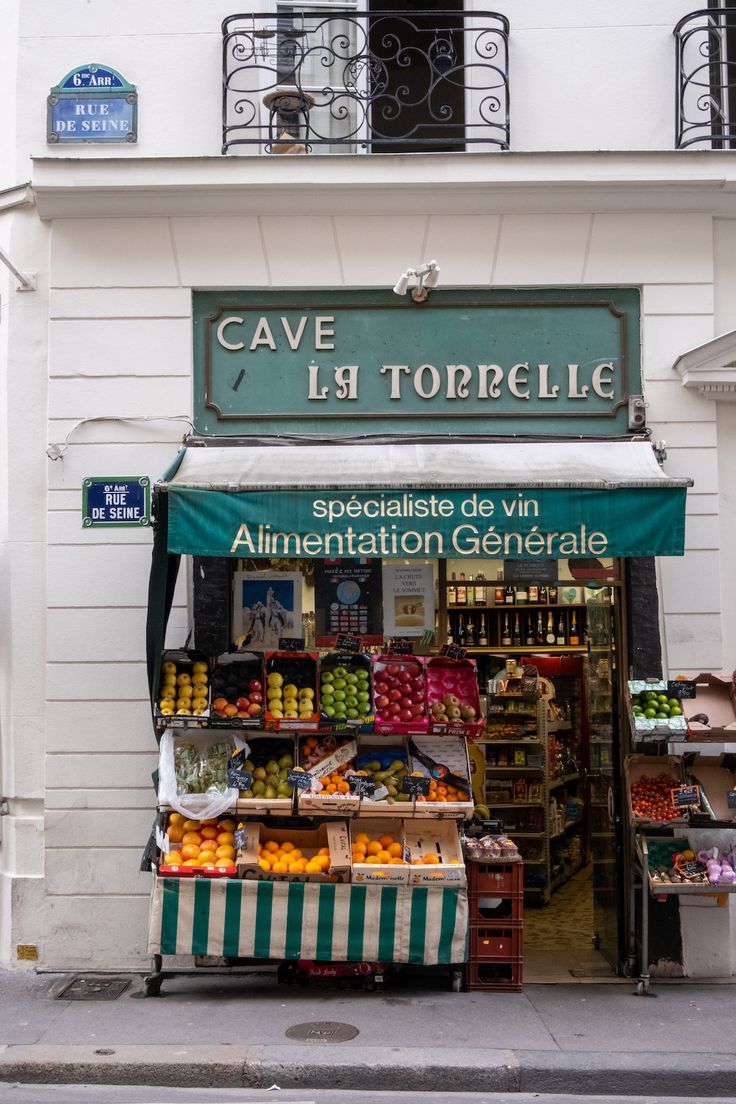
left=232, top=571, right=303, bottom=651
left=382, top=564, right=435, bottom=638
left=314, top=559, right=383, bottom=647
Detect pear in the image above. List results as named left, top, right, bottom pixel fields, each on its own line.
left=253, top=766, right=267, bottom=782
left=264, top=785, right=278, bottom=800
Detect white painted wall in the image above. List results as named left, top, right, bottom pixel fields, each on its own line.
left=2, top=0, right=734, bottom=973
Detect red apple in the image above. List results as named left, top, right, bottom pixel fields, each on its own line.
left=388, top=688, right=402, bottom=702
left=410, top=702, right=424, bottom=716
left=248, top=691, right=263, bottom=704
left=247, top=678, right=262, bottom=692
left=386, top=663, right=400, bottom=677
left=236, top=696, right=251, bottom=711
left=375, top=694, right=389, bottom=709
left=387, top=702, right=401, bottom=716
left=399, top=708, right=413, bottom=722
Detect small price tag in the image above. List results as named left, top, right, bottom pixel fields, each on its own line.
left=227, top=750, right=253, bottom=791
left=389, top=638, right=415, bottom=655
left=666, top=679, right=697, bottom=700
left=440, top=643, right=467, bottom=660
left=727, top=790, right=736, bottom=809
left=334, top=633, right=362, bottom=653
left=681, top=860, right=707, bottom=878
left=287, top=769, right=312, bottom=791
left=234, top=827, right=246, bottom=848
left=402, top=775, right=432, bottom=797
left=348, top=776, right=376, bottom=797
left=278, top=637, right=305, bottom=651
left=521, top=676, right=539, bottom=696
left=671, top=784, right=700, bottom=808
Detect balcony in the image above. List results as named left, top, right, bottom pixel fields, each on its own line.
left=222, top=9, right=509, bottom=154
left=675, top=8, right=736, bottom=149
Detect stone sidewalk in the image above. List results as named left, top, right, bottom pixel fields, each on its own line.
left=0, top=969, right=733, bottom=1095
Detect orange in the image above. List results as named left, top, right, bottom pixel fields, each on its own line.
left=389, top=857, right=405, bottom=865
left=316, top=855, right=330, bottom=871
left=271, top=860, right=288, bottom=873
left=289, top=859, right=306, bottom=873
left=366, top=841, right=381, bottom=856
left=264, top=840, right=279, bottom=854
left=355, top=833, right=370, bottom=845
left=198, top=850, right=217, bottom=864
left=182, top=832, right=202, bottom=846
left=422, top=852, right=440, bottom=865
left=217, top=831, right=235, bottom=847
left=365, top=854, right=379, bottom=864
left=318, top=847, right=330, bottom=857
left=325, top=784, right=337, bottom=795
left=281, top=841, right=295, bottom=853
left=181, top=843, right=201, bottom=860
left=289, top=849, right=303, bottom=862
left=305, top=860, right=322, bottom=874
left=216, top=844, right=235, bottom=860
left=387, top=842, right=403, bottom=858
left=200, top=827, right=219, bottom=840
left=377, top=850, right=392, bottom=864
left=182, top=819, right=201, bottom=831
left=163, top=851, right=183, bottom=865
left=166, top=826, right=185, bottom=844
left=319, top=777, right=331, bottom=787
left=337, top=781, right=350, bottom=794
left=183, top=859, right=200, bottom=867
left=378, top=834, right=394, bottom=848
left=258, top=857, right=271, bottom=871
left=218, top=819, right=236, bottom=831
left=168, top=813, right=186, bottom=827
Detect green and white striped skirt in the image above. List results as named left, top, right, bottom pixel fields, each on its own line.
left=149, top=877, right=468, bottom=965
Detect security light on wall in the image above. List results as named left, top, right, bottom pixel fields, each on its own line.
left=393, top=260, right=440, bottom=303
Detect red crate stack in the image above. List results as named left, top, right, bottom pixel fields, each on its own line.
left=466, top=860, right=523, bottom=991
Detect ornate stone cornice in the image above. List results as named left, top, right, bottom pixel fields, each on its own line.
left=673, top=331, right=736, bottom=401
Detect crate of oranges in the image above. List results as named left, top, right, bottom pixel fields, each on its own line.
left=350, top=820, right=410, bottom=885
left=297, top=734, right=362, bottom=815
left=158, top=812, right=237, bottom=877
left=236, top=822, right=351, bottom=883
left=405, top=821, right=466, bottom=886
left=409, top=737, right=474, bottom=820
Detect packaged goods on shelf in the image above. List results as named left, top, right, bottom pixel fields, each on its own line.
left=233, top=734, right=296, bottom=814
left=425, top=656, right=484, bottom=740
left=209, top=652, right=264, bottom=727
left=263, top=651, right=320, bottom=730
left=319, top=652, right=374, bottom=730
left=156, top=650, right=211, bottom=726
left=372, top=654, right=429, bottom=734
left=158, top=729, right=239, bottom=819
left=405, top=821, right=466, bottom=885
left=350, top=818, right=409, bottom=884
left=236, top=821, right=351, bottom=883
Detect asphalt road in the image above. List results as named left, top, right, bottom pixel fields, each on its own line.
left=4, top=1089, right=736, bottom=1104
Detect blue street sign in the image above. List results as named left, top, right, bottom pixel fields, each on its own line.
left=82, top=477, right=151, bottom=528
left=48, top=64, right=137, bottom=144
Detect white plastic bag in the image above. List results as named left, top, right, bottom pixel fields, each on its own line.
left=158, top=729, right=239, bottom=821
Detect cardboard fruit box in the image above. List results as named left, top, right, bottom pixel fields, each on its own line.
left=350, top=818, right=409, bottom=885
left=233, top=734, right=296, bottom=816
left=628, top=679, right=687, bottom=740
left=683, top=674, right=736, bottom=741
left=295, top=733, right=362, bottom=816
left=409, top=735, right=474, bottom=819
left=371, top=654, right=429, bottom=735
left=236, top=821, right=351, bottom=883
left=425, top=656, right=484, bottom=740
left=209, top=652, right=265, bottom=728
left=263, top=651, right=319, bottom=731
left=318, top=652, right=374, bottom=732
left=625, top=754, right=687, bottom=826
left=349, top=738, right=417, bottom=817
left=155, top=649, right=211, bottom=728
left=405, top=820, right=466, bottom=886
left=687, top=756, right=736, bottom=824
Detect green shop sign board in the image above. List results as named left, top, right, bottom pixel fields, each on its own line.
left=193, top=288, right=641, bottom=437
left=166, top=485, right=686, bottom=560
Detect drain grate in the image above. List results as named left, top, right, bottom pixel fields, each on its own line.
left=54, top=975, right=131, bottom=1001
left=286, top=1020, right=359, bottom=1043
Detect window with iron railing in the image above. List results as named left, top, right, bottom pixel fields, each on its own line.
left=676, top=5, right=736, bottom=148
left=222, top=5, right=510, bottom=154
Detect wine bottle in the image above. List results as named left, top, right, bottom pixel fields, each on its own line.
left=475, top=572, right=486, bottom=605
left=528, top=582, right=539, bottom=604
left=448, top=572, right=456, bottom=607
left=479, top=613, right=488, bottom=647
left=556, top=612, right=566, bottom=645
left=512, top=614, right=521, bottom=646
left=504, top=584, right=515, bottom=605
left=457, top=613, right=466, bottom=645
left=456, top=573, right=467, bottom=606
left=545, top=611, right=556, bottom=644
left=569, top=609, right=580, bottom=646
left=516, top=581, right=529, bottom=605
left=446, top=616, right=454, bottom=645
left=501, top=612, right=511, bottom=646
left=494, top=572, right=505, bottom=605
left=466, top=616, right=476, bottom=646
left=536, top=610, right=545, bottom=646
left=525, top=615, right=535, bottom=646
left=539, top=584, right=548, bottom=604
left=548, top=583, right=558, bottom=604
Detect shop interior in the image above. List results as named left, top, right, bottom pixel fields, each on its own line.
left=174, top=552, right=625, bottom=984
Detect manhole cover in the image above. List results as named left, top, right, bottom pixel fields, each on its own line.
left=54, top=976, right=131, bottom=1001
left=286, top=1020, right=359, bottom=1043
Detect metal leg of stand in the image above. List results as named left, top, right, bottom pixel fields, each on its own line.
left=144, top=953, right=164, bottom=997
left=636, top=868, right=652, bottom=996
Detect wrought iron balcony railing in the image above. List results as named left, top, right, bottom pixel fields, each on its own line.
left=675, top=8, right=736, bottom=149
left=222, top=10, right=509, bottom=154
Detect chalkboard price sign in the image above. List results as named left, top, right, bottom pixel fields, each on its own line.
left=227, top=750, right=253, bottom=791
left=440, top=643, right=467, bottom=660
left=402, top=775, right=432, bottom=797
left=234, top=827, right=246, bottom=848
left=681, top=860, right=707, bottom=878
left=671, top=784, right=700, bottom=808
left=278, top=637, right=305, bottom=652
left=504, top=559, right=557, bottom=583
left=349, top=775, right=376, bottom=797
left=727, top=790, right=736, bottom=809
left=334, top=633, right=362, bottom=653
left=666, top=680, right=697, bottom=700
left=389, top=638, right=415, bottom=655
left=287, top=769, right=313, bottom=791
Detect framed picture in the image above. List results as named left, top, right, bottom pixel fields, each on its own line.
left=232, top=571, right=303, bottom=651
